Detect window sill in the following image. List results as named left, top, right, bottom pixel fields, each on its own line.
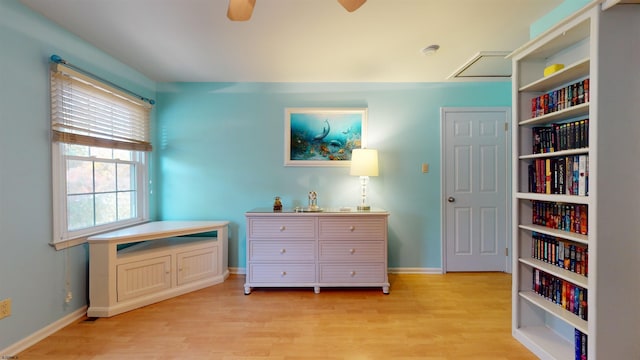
left=50, top=236, right=89, bottom=250
left=51, top=220, right=151, bottom=251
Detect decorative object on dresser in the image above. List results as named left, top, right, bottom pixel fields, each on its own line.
left=349, top=148, right=379, bottom=210
left=87, top=221, right=229, bottom=317
left=244, top=208, right=390, bottom=295
left=308, top=191, right=319, bottom=211
left=509, top=2, right=639, bottom=359
left=273, top=196, right=283, bottom=211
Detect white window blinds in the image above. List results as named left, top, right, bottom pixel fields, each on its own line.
left=50, top=63, right=153, bottom=152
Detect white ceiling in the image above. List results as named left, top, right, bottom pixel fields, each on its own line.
left=20, top=0, right=563, bottom=83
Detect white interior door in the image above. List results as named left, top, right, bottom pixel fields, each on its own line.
left=441, top=107, right=510, bottom=272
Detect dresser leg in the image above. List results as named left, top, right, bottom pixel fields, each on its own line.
left=383, top=285, right=390, bottom=294
left=314, top=286, right=320, bottom=294
left=244, top=286, right=251, bottom=295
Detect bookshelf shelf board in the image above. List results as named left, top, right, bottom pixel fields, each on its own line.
left=520, top=58, right=590, bottom=92
left=512, top=18, right=590, bottom=61
left=518, top=224, right=589, bottom=245
left=519, top=102, right=589, bottom=126
left=519, top=148, right=589, bottom=160
left=519, top=258, right=588, bottom=288
left=513, top=326, right=574, bottom=360
left=519, top=291, right=589, bottom=334
left=515, top=192, right=590, bottom=204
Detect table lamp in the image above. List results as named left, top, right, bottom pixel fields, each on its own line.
left=350, top=148, right=379, bottom=210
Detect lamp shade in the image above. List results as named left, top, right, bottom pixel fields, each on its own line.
left=350, top=149, right=379, bottom=176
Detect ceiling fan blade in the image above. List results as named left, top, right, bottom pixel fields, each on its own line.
left=227, top=0, right=256, bottom=21
left=337, top=0, right=366, bottom=12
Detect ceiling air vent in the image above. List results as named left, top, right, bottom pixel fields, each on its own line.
left=448, top=51, right=511, bottom=80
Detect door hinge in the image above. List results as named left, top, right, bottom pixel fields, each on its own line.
left=505, top=248, right=509, bottom=256
left=504, top=122, right=508, bottom=131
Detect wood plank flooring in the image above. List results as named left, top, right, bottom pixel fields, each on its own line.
left=18, top=273, right=536, bottom=359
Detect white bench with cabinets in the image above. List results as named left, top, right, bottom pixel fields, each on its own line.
left=87, top=220, right=229, bottom=317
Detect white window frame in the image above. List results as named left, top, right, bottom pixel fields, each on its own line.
left=51, top=144, right=149, bottom=250
left=49, top=61, right=152, bottom=250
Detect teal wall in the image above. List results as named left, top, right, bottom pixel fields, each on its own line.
left=155, top=82, right=510, bottom=270
left=0, top=0, right=156, bottom=352
left=0, top=0, right=576, bottom=354
left=530, top=0, right=593, bottom=37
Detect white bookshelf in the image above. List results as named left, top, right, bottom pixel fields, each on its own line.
left=510, top=1, right=640, bottom=358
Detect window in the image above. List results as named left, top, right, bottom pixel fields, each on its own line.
left=50, top=61, right=152, bottom=249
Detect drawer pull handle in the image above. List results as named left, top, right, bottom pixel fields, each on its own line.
left=349, top=226, right=355, bottom=232
left=280, top=248, right=286, bottom=254
left=281, top=271, right=287, bottom=276
left=349, top=248, right=355, bottom=254
left=280, top=226, right=286, bottom=231
left=350, top=271, right=356, bottom=277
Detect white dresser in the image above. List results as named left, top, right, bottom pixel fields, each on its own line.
left=244, top=209, right=390, bottom=294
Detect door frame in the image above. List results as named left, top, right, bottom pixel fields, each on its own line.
left=440, top=107, right=512, bottom=274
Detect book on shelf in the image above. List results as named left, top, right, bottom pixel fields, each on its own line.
left=531, top=200, right=588, bottom=235
left=575, top=328, right=588, bottom=360
left=528, top=155, right=589, bottom=196
left=558, top=158, right=566, bottom=194
left=578, top=154, right=587, bottom=196
left=531, top=232, right=588, bottom=276
left=531, top=268, right=588, bottom=320
left=585, top=159, right=589, bottom=196
left=529, top=78, right=590, bottom=119
left=545, top=158, right=552, bottom=194
left=531, top=118, right=589, bottom=154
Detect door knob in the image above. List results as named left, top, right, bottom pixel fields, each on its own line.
left=447, top=196, right=455, bottom=203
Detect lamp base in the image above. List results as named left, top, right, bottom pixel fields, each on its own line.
left=357, top=205, right=371, bottom=211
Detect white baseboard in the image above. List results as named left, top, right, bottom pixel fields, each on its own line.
left=231, top=267, right=442, bottom=275
left=229, top=267, right=245, bottom=275
left=0, top=306, right=87, bottom=357
left=388, top=267, right=443, bottom=274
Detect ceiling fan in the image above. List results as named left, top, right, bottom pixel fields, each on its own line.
left=227, top=0, right=367, bottom=21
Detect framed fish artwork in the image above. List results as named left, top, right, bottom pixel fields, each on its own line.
left=284, top=107, right=367, bottom=166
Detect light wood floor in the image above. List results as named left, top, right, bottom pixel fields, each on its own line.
left=19, top=273, right=536, bottom=359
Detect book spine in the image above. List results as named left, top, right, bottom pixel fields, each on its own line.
left=558, top=157, right=565, bottom=194
left=545, top=158, right=551, bottom=194
left=581, top=331, right=588, bottom=360
left=573, top=156, right=579, bottom=195
left=585, top=155, right=589, bottom=196
left=580, top=205, right=588, bottom=235
left=566, top=156, right=573, bottom=195
left=575, top=329, right=582, bottom=360
left=528, top=163, right=535, bottom=192
left=578, top=155, right=586, bottom=196
left=583, top=78, right=589, bottom=103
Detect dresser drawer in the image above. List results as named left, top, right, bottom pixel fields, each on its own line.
left=249, top=264, right=316, bottom=283
left=318, top=241, right=385, bottom=261
left=318, top=263, right=386, bottom=283
left=249, top=241, right=315, bottom=261
left=248, top=217, right=316, bottom=240
left=318, top=217, right=386, bottom=241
